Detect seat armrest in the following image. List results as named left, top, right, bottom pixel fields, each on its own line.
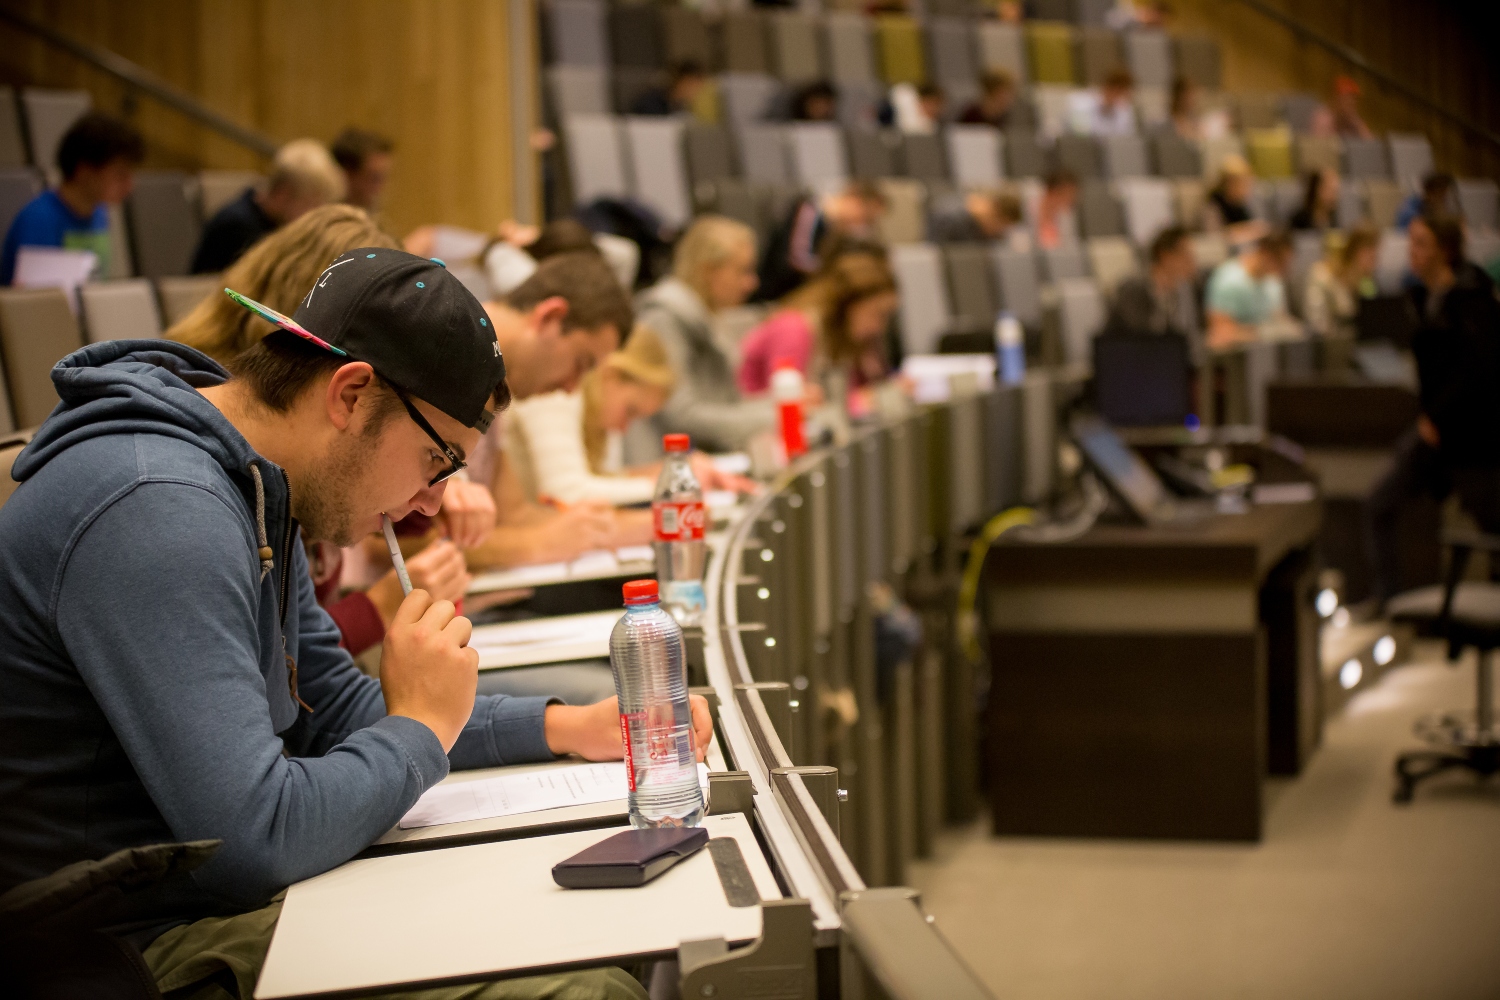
left=1443, top=528, right=1500, bottom=553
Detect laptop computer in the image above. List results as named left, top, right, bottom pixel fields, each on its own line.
left=1092, top=332, right=1191, bottom=428
left=1072, top=415, right=1212, bottom=528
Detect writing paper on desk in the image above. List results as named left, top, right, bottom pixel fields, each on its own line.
left=399, top=762, right=710, bottom=829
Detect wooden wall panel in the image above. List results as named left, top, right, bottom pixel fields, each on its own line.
left=1172, top=0, right=1500, bottom=179
left=0, top=0, right=523, bottom=237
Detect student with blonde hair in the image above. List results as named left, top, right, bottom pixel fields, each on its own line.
left=1302, top=224, right=1379, bottom=339
left=637, top=215, right=779, bottom=451
left=170, top=203, right=398, bottom=366
left=192, top=138, right=348, bottom=273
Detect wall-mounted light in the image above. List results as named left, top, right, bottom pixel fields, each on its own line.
left=1332, top=607, right=1350, bottom=628
left=757, top=587, right=770, bottom=600
left=765, top=637, right=776, bottom=648
left=1374, top=635, right=1396, bottom=665
left=1339, top=658, right=1363, bottom=690
left=760, top=549, right=774, bottom=562
left=1316, top=588, right=1339, bottom=618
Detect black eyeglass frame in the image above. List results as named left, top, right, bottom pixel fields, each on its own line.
left=387, top=382, right=468, bottom=487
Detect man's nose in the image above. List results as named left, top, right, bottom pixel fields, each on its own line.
left=412, top=481, right=447, bottom=518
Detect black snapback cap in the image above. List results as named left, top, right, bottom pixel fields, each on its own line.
left=226, top=247, right=505, bottom=432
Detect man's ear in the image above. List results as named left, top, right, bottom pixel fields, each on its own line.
left=530, top=296, right=571, bottom=339
left=325, top=361, right=379, bottom=432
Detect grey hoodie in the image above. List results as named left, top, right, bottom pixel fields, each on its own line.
left=0, top=342, right=555, bottom=938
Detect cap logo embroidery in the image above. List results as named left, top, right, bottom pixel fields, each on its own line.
left=303, top=256, right=358, bottom=308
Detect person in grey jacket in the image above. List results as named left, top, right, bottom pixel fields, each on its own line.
left=636, top=215, right=777, bottom=452
left=0, top=249, right=706, bottom=1000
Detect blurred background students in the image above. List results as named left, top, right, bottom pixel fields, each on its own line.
left=639, top=215, right=779, bottom=452
left=1167, top=75, right=1202, bottom=142
left=790, top=81, right=839, bottom=122
left=736, top=249, right=899, bottom=416
left=630, top=61, right=708, bottom=116
left=757, top=179, right=887, bottom=302
left=929, top=187, right=1028, bottom=247
left=959, top=70, right=1018, bottom=129
left=1, top=112, right=143, bottom=285
left=1330, top=74, right=1373, bottom=139
left=192, top=138, right=345, bottom=274
left=1035, top=169, right=1080, bottom=250
left=1105, top=225, right=1202, bottom=358
left=1290, top=168, right=1342, bottom=232
left=1396, top=172, right=1457, bottom=231
left=331, top=127, right=395, bottom=215
left=1206, top=154, right=1266, bottom=246
left=1302, top=225, right=1379, bottom=339
left=1205, top=229, right=1294, bottom=348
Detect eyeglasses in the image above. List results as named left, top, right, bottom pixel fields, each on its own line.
left=388, top=383, right=467, bottom=487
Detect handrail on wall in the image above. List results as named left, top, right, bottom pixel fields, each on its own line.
left=0, top=7, right=278, bottom=159
left=1226, top=0, right=1500, bottom=152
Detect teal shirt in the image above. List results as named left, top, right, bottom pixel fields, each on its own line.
left=1206, top=257, right=1285, bottom=325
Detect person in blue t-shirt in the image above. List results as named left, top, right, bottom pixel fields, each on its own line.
left=0, top=112, right=144, bottom=285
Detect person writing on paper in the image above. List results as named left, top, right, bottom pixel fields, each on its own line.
left=167, top=204, right=494, bottom=653
left=459, top=252, right=642, bottom=568
left=191, top=138, right=346, bottom=274
left=736, top=250, right=900, bottom=417
left=0, top=112, right=143, bottom=285
left=0, top=248, right=706, bottom=1000
left=1205, top=229, right=1295, bottom=349
left=507, top=326, right=757, bottom=509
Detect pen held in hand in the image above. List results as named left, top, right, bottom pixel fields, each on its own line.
left=382, top=514, right=413, bottom=596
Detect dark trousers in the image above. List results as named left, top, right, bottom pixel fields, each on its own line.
left=1367, top=428, right=1500, bottom=604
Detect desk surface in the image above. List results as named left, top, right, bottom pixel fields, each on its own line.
left=991, top=499, right=1323, bottom=585
left=471, top=610, right=619, bottom=670
left=256, top=812, right=776, bottom=999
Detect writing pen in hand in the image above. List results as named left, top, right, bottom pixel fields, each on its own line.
left=381, top=513, right=412, bottom=596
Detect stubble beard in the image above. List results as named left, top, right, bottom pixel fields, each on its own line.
left=294, top=425, right=382, bottom=547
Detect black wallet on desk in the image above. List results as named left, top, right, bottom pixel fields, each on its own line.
left=552, top=827, right=709, bottom=889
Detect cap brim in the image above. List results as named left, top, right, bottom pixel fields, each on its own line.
left=224, top=288, right=348, bottom=357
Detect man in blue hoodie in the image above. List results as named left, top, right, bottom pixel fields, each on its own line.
left=0, top=249, right=699, bottom=998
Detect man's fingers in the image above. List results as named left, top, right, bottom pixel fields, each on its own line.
left=393, top=588, right=435, bottom=625
left=442, top=614, right=474, bottom=649
left=689, top=695, right=713, bottom=761
left=419, top=598, right=458, bottom=631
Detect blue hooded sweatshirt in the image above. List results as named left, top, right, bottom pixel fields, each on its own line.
left=0, top=341, right=556, bottom=938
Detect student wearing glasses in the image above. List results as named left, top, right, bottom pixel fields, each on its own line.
left=0, top=248, right=707, bottom=1000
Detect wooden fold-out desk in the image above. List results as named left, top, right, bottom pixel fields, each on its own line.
left=256, top=812, right=777, bottom=999
left=984, top=494, right=1323, bottom=841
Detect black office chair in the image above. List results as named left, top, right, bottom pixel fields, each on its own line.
left=1387, top=530, right=1500, bottom=803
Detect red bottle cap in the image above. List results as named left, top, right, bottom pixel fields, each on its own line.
left=663, top=433, right=691, bottom=453
left=623, top=579, right=659, bottom=604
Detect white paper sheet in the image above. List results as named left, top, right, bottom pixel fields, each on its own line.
left=467, top=547, right=656, bottom=595
left=469, top=610, right=619, bottom=652
left=14, top=247, right=97, bottom=305
left=398, top=762, right=710, bottom=829
left=613, top=545, right=655, bottom=564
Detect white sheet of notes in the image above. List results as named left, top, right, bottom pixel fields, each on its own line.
left=399, top=762, right=710, bottom=830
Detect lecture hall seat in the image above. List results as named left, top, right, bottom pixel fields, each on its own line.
left=0, top=287, right=85, bottom=429
left=79, top=280, right=164, bottom=344
left=0, top=86, right=27, bottom=168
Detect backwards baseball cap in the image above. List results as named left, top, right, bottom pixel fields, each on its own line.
left=226, top=247, right=505, bottom=432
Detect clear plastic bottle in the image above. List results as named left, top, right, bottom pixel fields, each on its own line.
left=995, top=311, right=1026, bottom=386
left=652, top=433, right=707, bottom=626
left=609, top=579, right=705, bottom=829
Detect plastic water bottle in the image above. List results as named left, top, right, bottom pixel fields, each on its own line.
left=995, top=311, right=1026, bottom=386
left=652, top=434, right=707, bottom=626
left=610, top=579, right=705, bottom=829
left=771, top=359, right=808, bottom=460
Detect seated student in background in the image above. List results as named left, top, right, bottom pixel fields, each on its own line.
left=1206, top=155, right=1267, bottom=247
left=0, top=112, right=143, bottom=284
left=1396, top=172, right=1456, bottom=231
left=737, top=250, right=899, bottom=417
left=1035, top=168, right=1080, bottom=251
left=1167, top=76, right=1202, bottom=141
left=1369, top=213, right=1500, bottom=608
left=460, top=252, right=642, bottom=568
left=629, top=61, right=708, bottom=116
left=0, top=248, right=691, bottom=1000
left=1205, top=229, right=1295, bottom=348
left=882, top=83, right=946, bottom=133
left=790, top=81, right=839, bottom=122
left=1289, top=167, right=1341, bottom=231
left=165, top=204, right=496, bottom=650
left=928, top=187, right=1029, bottom=247
left=191, top=138, right=345, bottom=274
left=758, top=179, right=887, bottom=301
left=330, top=127, right=395, bottom=215
left=1303, top=225, right=1379, bottom=339
left=959, top=70, right=1018, bottom=129
left=1330, top=74, right=1373, bottom=140
left=1073, top=67, right=1137, bottom=136
left=642, top=215, right=785, bottom=451
left=508, top=326, right=755, bottom=508
left=1105, top=225, right=1203, bottom=360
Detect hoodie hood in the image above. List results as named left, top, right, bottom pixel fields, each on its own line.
left=638, top=277, right=712, bottom=343
left=14, top=341, right=256, bottom=485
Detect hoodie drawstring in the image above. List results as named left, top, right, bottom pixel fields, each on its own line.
left=249, top=464, right=274, bottom=580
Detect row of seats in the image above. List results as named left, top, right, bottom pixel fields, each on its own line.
left=0, top=166, right=260, bottom=280
left=0, top=86, right=92, bottom=183
left=542, top=2, right=1222, bottom=100
left=0, top=276, right=218, bottom=432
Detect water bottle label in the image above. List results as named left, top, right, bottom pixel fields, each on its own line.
left=653, top=500, right=705, bottom=541
left=620, top=713, right=637, bottom=791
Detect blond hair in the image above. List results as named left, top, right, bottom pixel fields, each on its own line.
left=581, top=326, right=676, bottom=469
left=672, top=215, right=755, bottom=303
left=167, top=204, right=398, bottom=366
left=269, top=138, right=346, bottom=203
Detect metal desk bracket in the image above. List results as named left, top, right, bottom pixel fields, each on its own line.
left=679, top=898, right=817, bottom=1000
left=707, top=770, right=756, bottom=817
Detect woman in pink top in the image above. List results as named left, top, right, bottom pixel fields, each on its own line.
left=738, top=251, right=899, bottom=407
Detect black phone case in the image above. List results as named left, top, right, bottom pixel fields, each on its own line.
left=552, top=827, right=709, bottom=889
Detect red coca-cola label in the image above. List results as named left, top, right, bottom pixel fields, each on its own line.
left=653, top=500, right=705, bottom=542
